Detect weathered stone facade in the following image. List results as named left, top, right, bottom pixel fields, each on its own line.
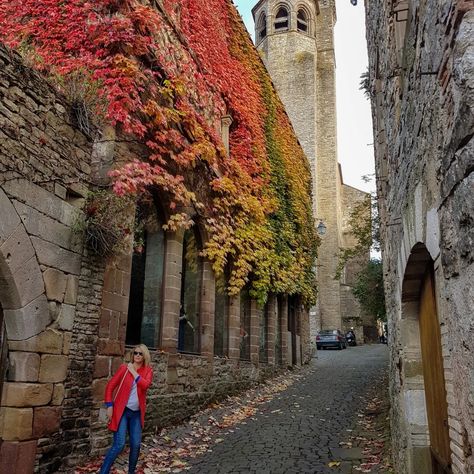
left=0, top=4, right=313, bottom=472
left=365, top=1, right=473, bottom=472
left=252, top=0, right=372, bottom=341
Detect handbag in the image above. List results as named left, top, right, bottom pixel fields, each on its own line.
left=98, top=366, right=129, bottom=423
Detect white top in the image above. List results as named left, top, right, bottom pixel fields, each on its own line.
left=126, top=378, right=140, bottom=411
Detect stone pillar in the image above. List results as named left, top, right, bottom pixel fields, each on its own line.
left=266, top=295, right=277, bottom=365
left=279, top=295, right=289, bottom=367
left=227, top=295, right=240, bottom=360
left=0, top=439, right=37, bottom=474
left=250, top=300, right=260, bottom=364
left=160, top=230, right=184, bottom=353
left=221, top=116, right=233, bottom=156
left=200, top=261, right=215, bottom=358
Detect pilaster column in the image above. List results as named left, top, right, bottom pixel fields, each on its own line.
left=227, top=295, right=240, bottom=360
left=250, top=300, right=261, bottom=364
left=266, top=295, right=277, bottom=365
left=280, top=295, right=289, bottom=367
left=160, top=229, right=184, bottom=352
left=200, top=261, right=215, bottom=357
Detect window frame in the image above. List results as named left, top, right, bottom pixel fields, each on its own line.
left=274, top=6, right=290, bottom=32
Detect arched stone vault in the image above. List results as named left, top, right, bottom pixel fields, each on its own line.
left=0, top=188, right=51, bottom=340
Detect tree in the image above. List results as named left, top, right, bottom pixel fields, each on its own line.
left=352, top=259, right=386, bottom=321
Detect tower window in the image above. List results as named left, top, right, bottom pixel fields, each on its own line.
left=274, top=7, right=289, bottom=31
left=297, top=9, right=309, bottom=33
left=258, top=12, right=267, bottom=41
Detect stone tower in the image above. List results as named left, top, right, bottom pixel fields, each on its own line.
left=252, top=0, right=342, bottom=332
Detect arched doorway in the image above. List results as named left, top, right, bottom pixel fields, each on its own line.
left=401, top=243, right=451, bottom=473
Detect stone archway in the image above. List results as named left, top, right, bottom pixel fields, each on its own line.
left=401, top=243, right=451, bottom=473
left=0, top=188, right=51, bottom=472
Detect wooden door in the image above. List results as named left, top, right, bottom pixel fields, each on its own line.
left=419, top=271, right=452, bottom=473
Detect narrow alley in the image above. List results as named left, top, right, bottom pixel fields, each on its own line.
left=78, top=345, right=391, bottom=474
left=185, top=345, right=390, bottom=474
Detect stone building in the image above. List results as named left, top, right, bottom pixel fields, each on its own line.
left=0, top=2, right=316, bottom=472
left=365, top=1, right=473, bottom=473
left=252, top=0, right=372, bottom=342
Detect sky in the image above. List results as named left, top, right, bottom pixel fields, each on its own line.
left=233, top=0, right=375, bottom=194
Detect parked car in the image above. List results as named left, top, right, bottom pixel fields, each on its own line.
left=316, top=329, right=347, bottom=350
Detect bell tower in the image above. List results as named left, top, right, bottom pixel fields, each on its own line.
left=253, top=0, right=342, bottom=333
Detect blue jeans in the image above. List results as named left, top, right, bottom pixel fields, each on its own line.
left=100, top=407, right=142, bottom=474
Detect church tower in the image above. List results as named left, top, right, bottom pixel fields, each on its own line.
left=252, top=0, right=342, bottom=333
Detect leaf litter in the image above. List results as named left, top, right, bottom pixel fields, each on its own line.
left=74, top=369, right=305, bottom=473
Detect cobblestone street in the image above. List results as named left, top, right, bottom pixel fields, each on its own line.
left=77, top=345, right=391, bottom=474
left=185, top=345, right=390, bottom=474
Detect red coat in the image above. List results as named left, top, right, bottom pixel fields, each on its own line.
left=104, top=364, right=153, bottom=431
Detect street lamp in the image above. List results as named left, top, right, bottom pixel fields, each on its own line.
left=316, top=220, right=327, bottom=236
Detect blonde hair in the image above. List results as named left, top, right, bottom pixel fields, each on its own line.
left=127, top=344, right=151, bottom=366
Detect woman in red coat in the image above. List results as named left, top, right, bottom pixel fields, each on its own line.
left=100, top=344, right=153, bottom=474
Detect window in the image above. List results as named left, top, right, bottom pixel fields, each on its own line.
left=240, top=289, right=251, bottom=360
left=214, top=274, right=229, bottom=356
left=257, top=12, right=267, bottom=41
left=179, top=228, right=202, bottom=354
left=126, top=211, right=165, bottom=348
left=297, top=9, right=309, bottom=33
left=259, top=303, right=268, bottom=363
left=274, top=7, right=289, bottom=31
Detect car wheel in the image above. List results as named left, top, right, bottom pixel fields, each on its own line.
left=317, top=345, right=321, bottom=350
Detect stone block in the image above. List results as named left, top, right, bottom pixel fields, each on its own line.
left=0, top=440, right=37, bottom=474
left=1, top=381, right=53, bottom=407
left=13, top=199, right=75, bottom=251
left=64, top=274, right=79, bottom=304
left=52, top=384, right=65, bottom=405
left=2, top=179, right=80, bottom=226
left=4, top=294, right=51, bottom=341
left=33, top=406, right=62, bottom=437
left=0, top=223, right=35, bottom=274
left=39, top=354, right=69, bottom=383
left=7, top=351, right=40, bottom=382
left=8, top=328, right=63, bottom=354
left=13, top=255, right=46, bottom=307
left=94, top=356, right=110, bottom=378
left=0, top=407, right=33, bottom=440
left=0, top=188, right=21, bottom=245
left=97, top=338, right=123, bottom=356
left=57, top=303, right=75, bottom=330
left=63, top=331, right=72, bottom=355
left=92, top=379, right=108, bottom=403
left=30, top=236, right=82, bottom=275
left=43, top=268, right=67, bottom=302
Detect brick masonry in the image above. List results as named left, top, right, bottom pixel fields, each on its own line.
left=365, top=2, right=474, bottom=473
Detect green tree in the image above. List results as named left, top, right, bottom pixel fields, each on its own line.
left=352, top=259, right=386, bottom=321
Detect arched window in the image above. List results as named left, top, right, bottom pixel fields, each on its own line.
left=297, top=9, right=309, bottom=33
left=274, top=6, right=289, bottom=31
left=214, top=273, right=229, bottom=356
left=257, top=12, right=267, bottom=41
left=126, top=210, right=165, bottom=348
left=179, top=228, right=202, bottom=354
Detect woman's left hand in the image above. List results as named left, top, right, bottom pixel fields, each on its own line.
left=127, top=362, right=139, bottom=379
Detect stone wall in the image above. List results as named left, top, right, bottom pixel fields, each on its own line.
left=365, top=2, right=473, bottom=473
left=0, top=2, right=314, bottom=470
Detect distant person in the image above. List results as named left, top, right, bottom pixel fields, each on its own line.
left=100, top=344, right=153, bottom=474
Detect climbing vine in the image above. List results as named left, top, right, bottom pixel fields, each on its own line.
left=0, top=0, right=319, bottom=304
